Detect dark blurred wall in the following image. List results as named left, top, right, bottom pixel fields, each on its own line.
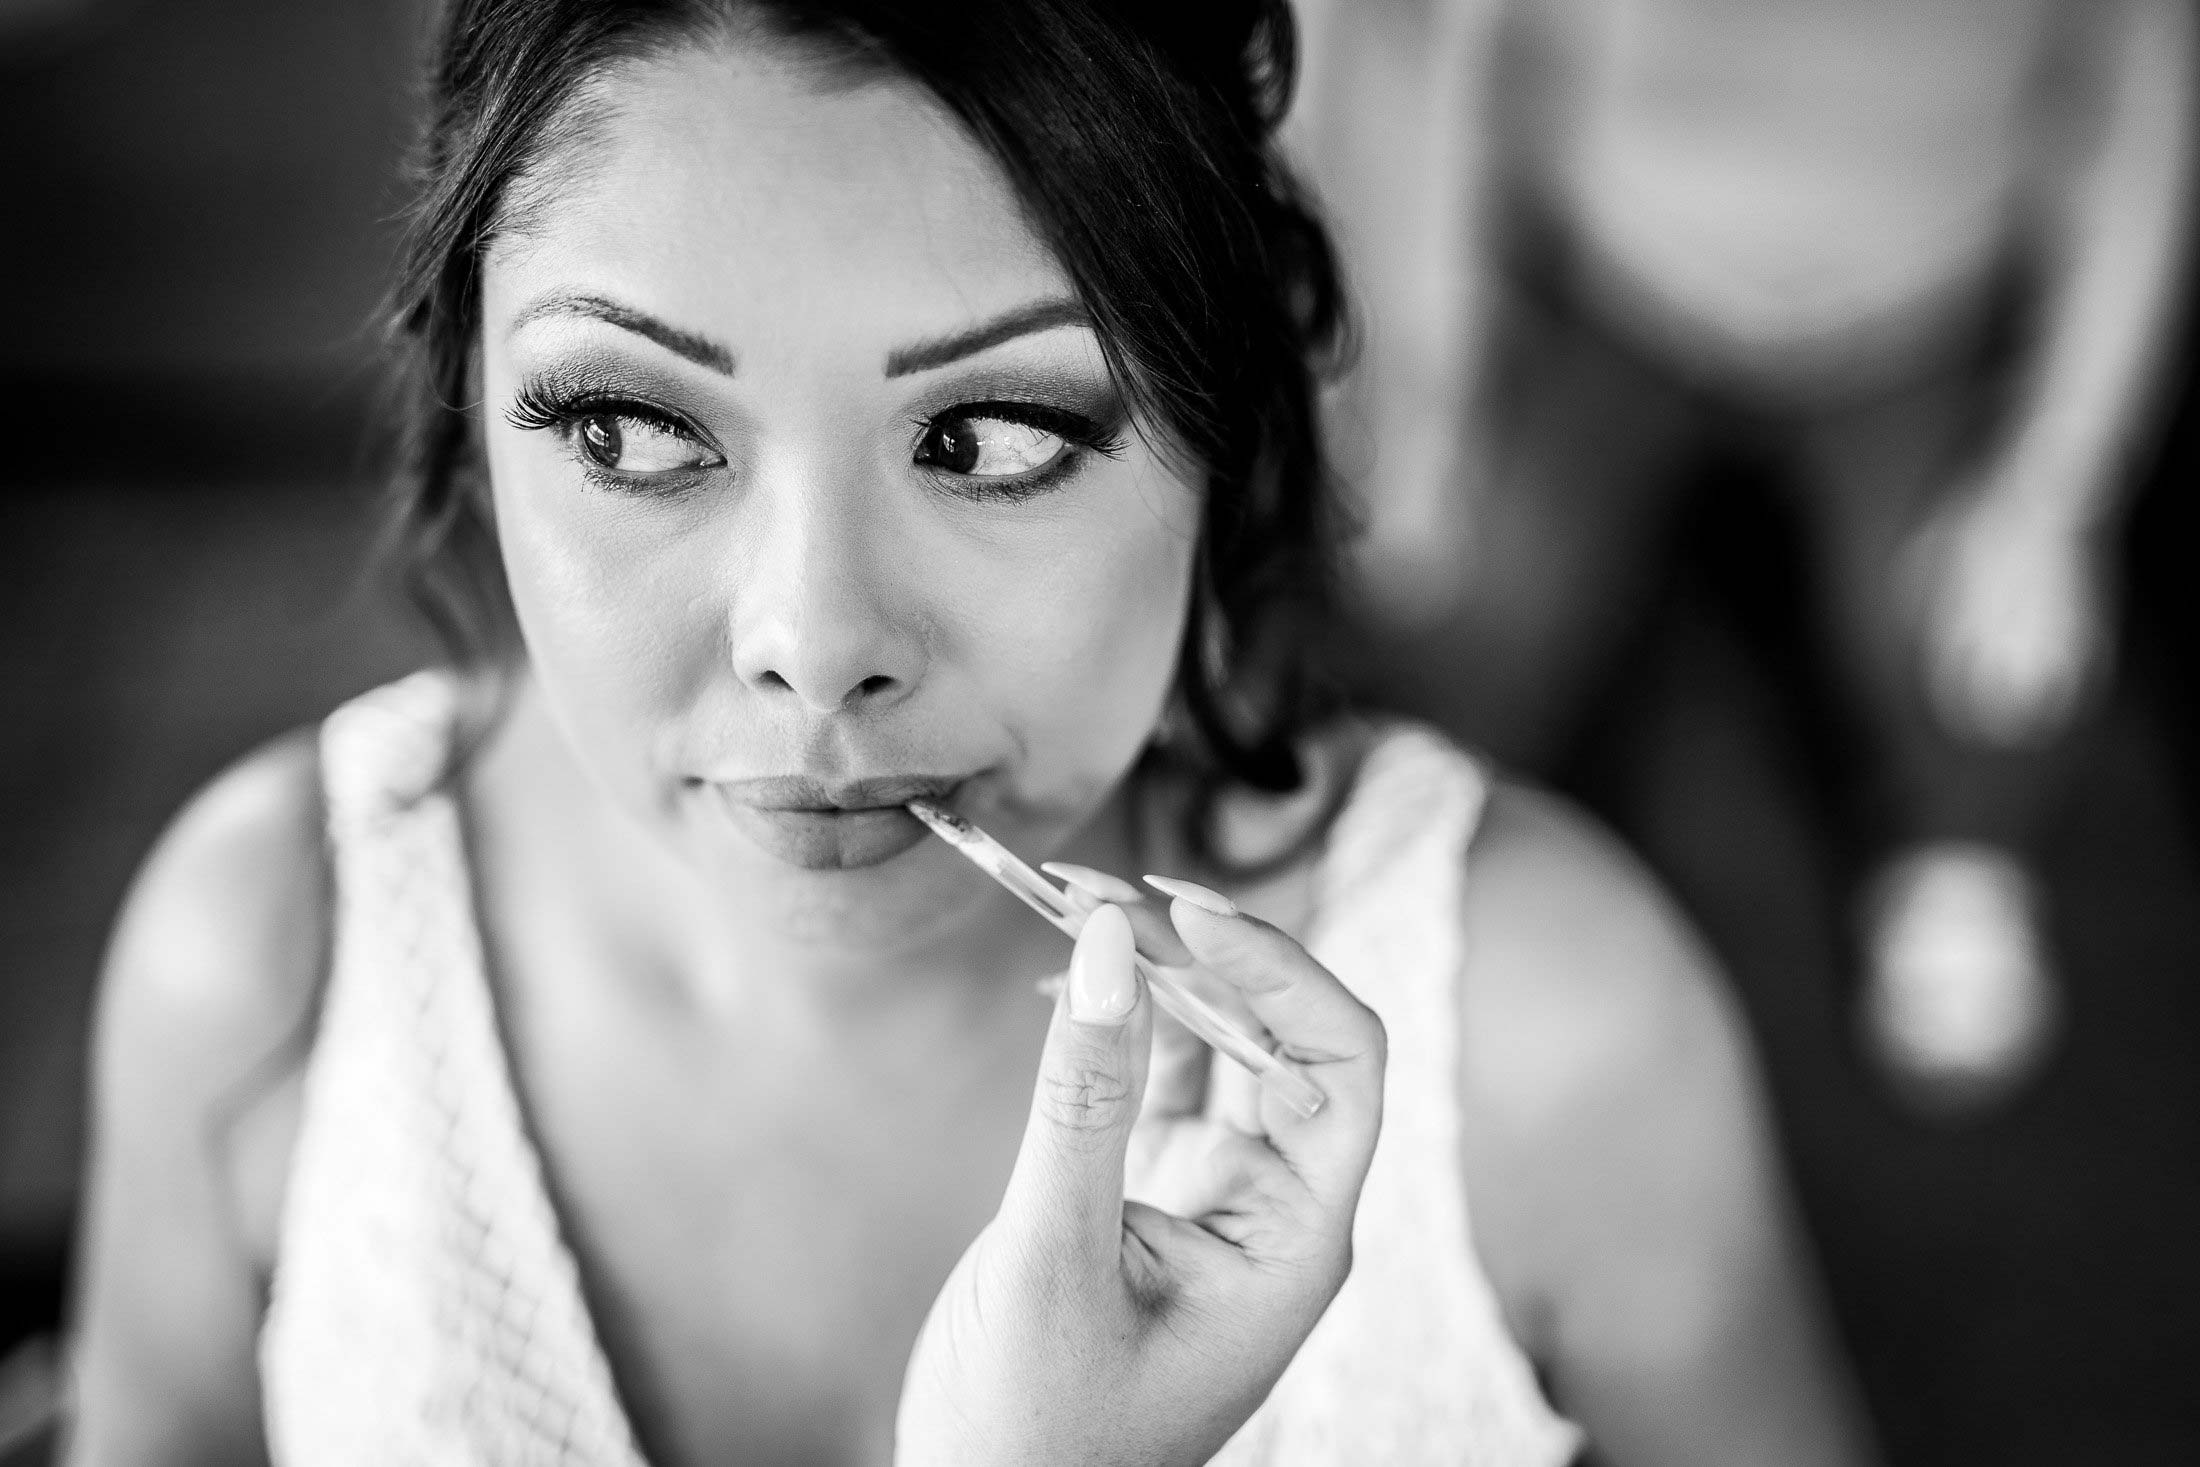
left=1, top=0, right=430, bottom=479
left=2, top=0, right=430, bottom=1349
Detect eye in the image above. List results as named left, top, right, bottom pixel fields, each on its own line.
left=573, top=411, right=715, bottom=475
left=914, top=409, right=1073, bottom=480
left=504, top=380, right=723, bottom=489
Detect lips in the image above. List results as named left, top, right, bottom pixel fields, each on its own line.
left=714, top=773, right=966, bottom=812
left=704, top=772, right=969, bottom=869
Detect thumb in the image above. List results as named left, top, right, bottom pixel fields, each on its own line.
left=997, top=902, right=1152, bottom=1261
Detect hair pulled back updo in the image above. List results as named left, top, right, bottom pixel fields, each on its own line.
left=386, top=0, right=1352, bottom=838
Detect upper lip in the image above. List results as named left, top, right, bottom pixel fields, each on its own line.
left=711, top=773, right=965, bottom=811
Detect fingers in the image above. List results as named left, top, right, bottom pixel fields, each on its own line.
left=1047, top=861, right=1210, bottom=1121
left=995, top=903, right=1154, bottom=1265
left=1141, top=1003, right=1212, bottom=1125
left=1146, top=878, right=1386, bottom=1201
left=1126, top=1115, right=1276, bottom=1223
left=1018, top=861, right=1386, bottom=1231
left=1046, top=861, right=1193, bottom=967
left=1206, top=1047, right=1267, bottom=1137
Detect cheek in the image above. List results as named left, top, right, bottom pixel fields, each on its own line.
left=486, top=436, right=722, bottom=772
left=978, top=477, right=1197, bottom=788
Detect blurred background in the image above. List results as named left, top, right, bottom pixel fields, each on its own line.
left=3, top=0, right=2198, bottom=1462
left=1, top=0, right=429, bottom=1453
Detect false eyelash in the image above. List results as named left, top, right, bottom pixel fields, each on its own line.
left=943, top=400, right=1129, bottom=460
left=503, top=376, right=723, bottom=498
left=503, top=378, right=700, bottom=441
left=912, top=399, right=1131, bottom=503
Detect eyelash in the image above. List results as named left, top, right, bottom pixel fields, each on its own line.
left=913, top=400, right=1128, bottom=503
left=503, top=378, right=1127, bottom=503
left=504, top=381, right=717, bottom=496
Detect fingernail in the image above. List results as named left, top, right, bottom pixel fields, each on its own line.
left=1040, top=861, right=1146, bottom=905
left=1034, top=971, right=1067, bottom=1000
left=1069, top=902, right=1138, bottom=1025
left=1143, top=874, right=1237, bottom=917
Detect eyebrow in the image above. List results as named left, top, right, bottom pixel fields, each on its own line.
left=883, top=298, right=1092, bottom=378
left=509, top=292, right=737, bottom=376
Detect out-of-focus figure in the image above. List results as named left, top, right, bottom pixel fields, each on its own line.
left=1292, top=0, right=2197, bottom=1116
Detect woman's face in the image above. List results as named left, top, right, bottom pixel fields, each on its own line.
left=476, top=40, right=1201, bottom=946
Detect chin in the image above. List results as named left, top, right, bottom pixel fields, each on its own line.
left=706, top=835, right=998, bottom=953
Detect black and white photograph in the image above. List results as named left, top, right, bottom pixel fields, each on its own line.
left=3, top=1, right=2197, bottom=1462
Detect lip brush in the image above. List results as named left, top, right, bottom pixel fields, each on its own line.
left=905, top=799, right=1327, bottom=1120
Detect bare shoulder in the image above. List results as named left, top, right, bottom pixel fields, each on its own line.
left=67, top=731, right=331, bottom=1464
left=1455, top=776, right=1741, bottom=1137
left=99, top=728, right=331, bottom=1103
left=1451, top=776, right=1762, bottom=1334
left=1452, top=777, right=1879, bottom=1466
left=95, top=726, right=332, bottom=1255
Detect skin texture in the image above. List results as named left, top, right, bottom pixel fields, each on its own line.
left=65, top=29, right=1875, bottom=1467
left=1455, top=784, right=1880, bottom=1466
left=480, top=45, right=1200, bottom=957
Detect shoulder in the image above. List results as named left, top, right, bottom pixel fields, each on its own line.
left=1448, top=782, right=1883, bottom=1463
left=1452, top=775, right=1773, bottom=1340
left=67, top=732, right=333, bottom=1459
left=101, top=728, right=331, bottom=1070
left=94, top=730, right=332, bottom=1255
left=1455, top=774, right=1736, bottom=1122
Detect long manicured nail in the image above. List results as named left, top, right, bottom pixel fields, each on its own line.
left=1069, top=903, right=1138, bottom=1025
left=1041, top=861, right=1146, bottom=905
left=1143, top=874, right=1237, bottom=917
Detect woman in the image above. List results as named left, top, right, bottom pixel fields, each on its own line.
left=64, top=1, right=1875, bottom=1462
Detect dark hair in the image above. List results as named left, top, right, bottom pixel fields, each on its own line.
left=385, top=0, right=1351, bottom=855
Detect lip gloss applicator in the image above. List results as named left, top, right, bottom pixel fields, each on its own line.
left=905, top=799, right=1327, bottom=1120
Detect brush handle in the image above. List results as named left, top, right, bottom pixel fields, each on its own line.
left=990, top=862, right=1327, bottom=1118
left=1136, top=958, right=1328, bottom=1120
left=907, top=800, right=1327, bottom=1120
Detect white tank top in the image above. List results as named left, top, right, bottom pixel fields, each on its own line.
left=259, top=670, right=1583, bottom=1466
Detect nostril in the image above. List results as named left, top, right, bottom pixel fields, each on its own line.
left=751, top=669, right=897, bottom=707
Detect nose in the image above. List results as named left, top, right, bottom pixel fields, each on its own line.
left=726, top=462, right=926, bottom=716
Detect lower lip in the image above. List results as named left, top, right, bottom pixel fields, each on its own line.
left=717, top=801, right=933, bottom=870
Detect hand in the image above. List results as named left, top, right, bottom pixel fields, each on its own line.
left=895, top=889, right=1387, bottom=1467
left=1905, top=480, right=2114, bottom=750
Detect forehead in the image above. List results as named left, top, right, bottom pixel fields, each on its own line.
left=489, top=40, right=1067, bottom=343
